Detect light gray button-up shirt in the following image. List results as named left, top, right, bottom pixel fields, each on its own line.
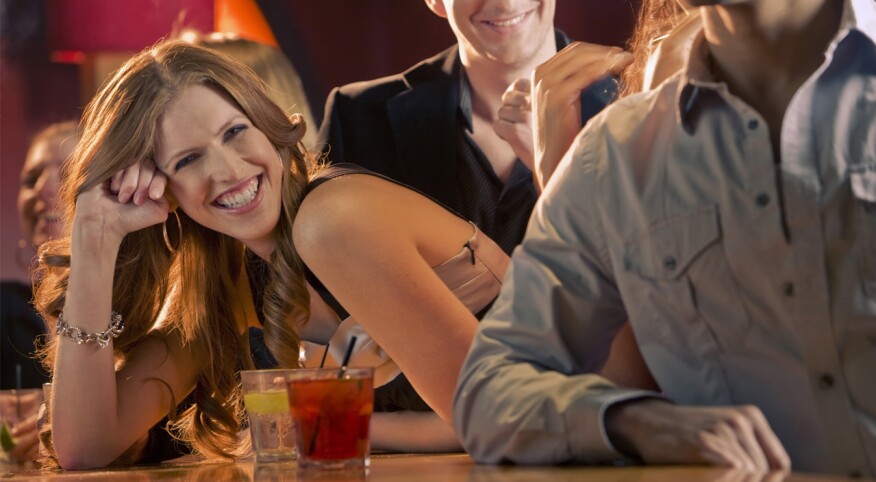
left=454, top=0, right=876, bottom=476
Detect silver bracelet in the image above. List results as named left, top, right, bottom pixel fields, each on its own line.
left=56, top=311, right=125, bottom=349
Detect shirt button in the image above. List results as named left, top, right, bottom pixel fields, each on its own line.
left=748, top=119, right=759, bottom=130
left=663, top=256, right=677, bottom=271
left=755, top=193, right=770, bottom=207
left=818, top=373, right=835, bottom=389
left=783, top=283, right=795, bottom=297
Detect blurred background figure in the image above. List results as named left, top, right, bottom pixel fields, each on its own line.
left=187, top=31, right=318, bottom=150
left=2, top=120, right=78, bottom=392
left=1, top=121, right=77, bottom=463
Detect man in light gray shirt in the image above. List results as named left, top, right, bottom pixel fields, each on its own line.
left=454, top=0, right=876, bottom=476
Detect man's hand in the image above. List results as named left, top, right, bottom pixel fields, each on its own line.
left=532, top=42, right=632, bottom=188
left=494, top=78, right=534, bottom=171
left=606, top=399, right=791, bottom=471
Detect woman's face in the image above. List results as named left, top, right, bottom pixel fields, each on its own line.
left=155, top=84, right=284, bottom=257
left=18, top=133, right=75, bottom=247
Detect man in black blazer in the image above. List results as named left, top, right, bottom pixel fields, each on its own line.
left=317, top=0, right=626, bottom=255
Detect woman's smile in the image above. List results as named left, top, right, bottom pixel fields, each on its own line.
left=213, top=174, right=263, bottom=212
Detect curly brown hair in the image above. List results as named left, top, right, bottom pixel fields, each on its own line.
left=620, top=0, right=688, bottom=97
left=34, top=39, right=317, bottom=462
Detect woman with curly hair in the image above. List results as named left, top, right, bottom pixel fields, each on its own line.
left=35, top=38, right=512, bottom=468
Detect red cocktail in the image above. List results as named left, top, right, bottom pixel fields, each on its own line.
left=287, top=367, right=374, bottom=469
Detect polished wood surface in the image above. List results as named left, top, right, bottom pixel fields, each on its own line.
left=2, top=454, right=870, bottom=481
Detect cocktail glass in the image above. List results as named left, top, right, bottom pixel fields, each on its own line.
left=286, top=367, right=373, bottom=470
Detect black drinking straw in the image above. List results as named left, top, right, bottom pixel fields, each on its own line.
left=318, top=344, right=330, bottom=368
left=338, top=336, right=358, bottom=375
left=308, top=336, right=358, bottom=456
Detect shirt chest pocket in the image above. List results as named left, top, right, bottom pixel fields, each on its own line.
left=622, top=205, right=752, bottom=351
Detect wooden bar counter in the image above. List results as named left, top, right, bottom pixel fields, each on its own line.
left=2, top=454, right=871, bottom=481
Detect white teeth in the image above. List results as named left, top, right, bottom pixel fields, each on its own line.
left=216, top=177, right=259, bottom=209
left=488, top=13, right=527, bottom=27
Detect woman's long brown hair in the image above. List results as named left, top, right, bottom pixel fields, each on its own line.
left=620, top=0, right=688, bottom=97
left=35, top=40, right=316, bottom=462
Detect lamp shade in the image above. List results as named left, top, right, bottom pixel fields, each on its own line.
left=215, top=0, right=278, bottom=47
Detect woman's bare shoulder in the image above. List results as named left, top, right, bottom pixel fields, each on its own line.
left=293, top=174, right=409, bottom=253
left=293, top=172, right=473, bottom=268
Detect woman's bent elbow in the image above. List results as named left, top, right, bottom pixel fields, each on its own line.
left=56, top=452, right=109, bottom=471
left=54, top=440, right=121, bottom=470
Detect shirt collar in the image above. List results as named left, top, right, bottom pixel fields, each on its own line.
left=459, top=66, right=474, bottom=133
left=845, top=0, right=876, bottom=46
left=674, top=31, right=723, bottom=134
left=457, top=29, right=572, bottom=134
left=675, top=0, right=876, bottom=132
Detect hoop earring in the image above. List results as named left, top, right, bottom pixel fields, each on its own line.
left=163, top=210, right=182, bottom=254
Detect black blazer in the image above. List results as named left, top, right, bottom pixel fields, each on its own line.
left=316, top=31, right=617, bottom=218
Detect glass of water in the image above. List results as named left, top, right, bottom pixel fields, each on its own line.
left=241, top=369, right=297, bottom=463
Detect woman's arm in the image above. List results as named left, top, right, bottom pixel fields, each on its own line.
left=51, top=162, right=198, bottom=469
left=293, top=174, right=656, bottom=452
left=371, top=412, right=461, bottom=453
left=293, top=175, right=479, bottom=424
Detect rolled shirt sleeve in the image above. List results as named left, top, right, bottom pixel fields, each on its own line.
left=453, top=127, right=660, bottom=464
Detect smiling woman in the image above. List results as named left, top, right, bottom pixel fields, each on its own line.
left=31, top=39, right=517, bottom=469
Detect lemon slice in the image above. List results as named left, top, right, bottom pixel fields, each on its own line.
left=244, top=390, right=289, bottom=415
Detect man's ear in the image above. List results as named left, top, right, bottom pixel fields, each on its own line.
left=424, top=0, right=447, bottom=18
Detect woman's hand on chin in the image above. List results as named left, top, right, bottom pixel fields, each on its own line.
left=74, top=160, right=171, bottom=244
